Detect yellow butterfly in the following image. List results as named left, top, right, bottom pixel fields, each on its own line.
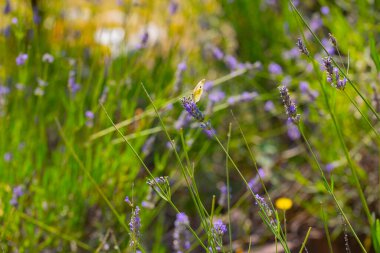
left=192, top=79, right=205, bottom=103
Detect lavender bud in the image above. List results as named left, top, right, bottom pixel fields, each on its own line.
left=278, top=86, right=300, bottom=124
left=296, top=38, right=309, bottom=56
left=173, top=213, right=191, bottom=252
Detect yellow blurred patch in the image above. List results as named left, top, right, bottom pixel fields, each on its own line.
left=275, top=197, right=293, bottom=211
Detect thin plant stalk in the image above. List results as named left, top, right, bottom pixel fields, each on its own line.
left=320, top=203, right=334, bottom=253
left=299, top=227, right=312, bottom=253
left=298, top=124, right=367, bottom=253
left=226, top=123, right=233, bottom=252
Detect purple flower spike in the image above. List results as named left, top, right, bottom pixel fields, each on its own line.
left=42, top=53, right=54, bottom=63
left=321, top=6, right=330, bottom=15
left=268, top=62, right=283, bottom=75
left=213, top=220, right=227, bottom=236
left=212, top=47, right=224, bottom=60
left=16, top=53, right=28, bottom=66
left=168, top=1, right=178, bottom=15
left=264, top=100, right=275, bottom=112
left=224, top=55, right=239, bottom=71
left=173, top=213, right=191, bottom=252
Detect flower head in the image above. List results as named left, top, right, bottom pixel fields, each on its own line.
left=268, top=62, right=283, bottom=75
left=129, top=206, right=141, bottom=247
left=16, top=53, right=28, bottom=66
left=213, top=219, right=227, bottom=238
left=275, top=197, right=293, bottom=211
left=173, top=213, right=191, bottom=252
left=296, top=38, right=309, bottom=56
left=278, top=85, right=300, bottom=124
left=180, top=97, right=204, bottom=122
left=42, top=53, right=54, bottom=63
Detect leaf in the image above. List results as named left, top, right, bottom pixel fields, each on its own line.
left=370, top=35, right=380, bottom=72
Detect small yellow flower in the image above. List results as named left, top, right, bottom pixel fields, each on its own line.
left=275, top=197, right=293, bottom=211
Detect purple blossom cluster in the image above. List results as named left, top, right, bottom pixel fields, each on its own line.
left=248, top=168, right=265, bottom=192
left=173, top=213, right=191, bottom=252
left=16, top=53, right=28, bottom=66
left=322, top=57, right=346, bottom=90
left=68, top=70, right=81, bottom=95
left=296, top=38, right=309, bottom=56
left=211, top=46, right=256, bottom=72
left=213, top=219, right=227, bottom=235
left=173, top=61, right=186, bottom=93
left=85, top=111, right=94, bottom=128
left=129, top=206, right=141, bottom=247
left=227, top=91, right=258, bottom=105
left=279, top=85, right=300, bottom=124
left=10, top=185, right=24, bottom=207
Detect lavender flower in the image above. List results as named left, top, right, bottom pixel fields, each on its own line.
left=42, top=53, right=54, bottom=63
left=310, top=15, right=323, bottom=31
left=180, top=97, right=204, bottom=122
left=248, top=168, right=265, bottom=192
left=212, top=47, right=224, bottom=60
left=264, top=100, right=275, bottom=112
left=10, top=185, right=24, bottom=207
left=268, top=62, right=283, bottom=75
left=125, top=196, right=132, bottom=206
left=68, top=70, right=81, bottom=95
left=325, top=163, right=335, bottom=173
left=321, top=38, right=335, bottom=55
left=213, top=220, right=227, bottom=236
left=203, top=81, right=213, bottom=92
left=328, top=33, right=337, bottom=47
left=279, top=85, right=300, bottom=124
left=296, top=38, right=309, bottom=56
left=33, top=6, right=41, bottom=24
left=227, top=91, right=258, bottom=105
left=300, top=81, right=318, bottom=100
left=217, top=183, right=228, bottom=207
left=16, top=53, right=28, bottom=66
left=173, top=213, right=191, bottom=252
left=147, top=176, right=171, bottom=200
left=4, top=152, right=12, bottom=162
left=173, top=61, right=186, bottom=93
left=322, top=57, right=346, bottom=90
left=3, top=0, right=11, bottom=14
left=0, top=86, right=10, bottom=95
left=287, top=119, right=300, bottom=140
left=137, top=31, right=149, bottom=49
left=174, top=111, right=190, bottom=130
left=168, top=1, right=178, bottom=15
left=129, top=206, right=141, bottom=247
left=11, top=17, right=18, bottom=24
left=254, top=193, right=275, bottom=223
left=208, top=90, right=225, bottom=103
left=224, top=55, right=239, bottom=71
left=85, top=111, right=94, bottom=127
left=141, top=136, right=156, bottom=156
left=200, top=121, right=216, bottom=137
left=321, top=6, right=330, bottom=15
left=323, top=56, right=334, bottom=83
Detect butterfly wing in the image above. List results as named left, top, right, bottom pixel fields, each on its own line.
left=192, top=79, right=205, bottom=103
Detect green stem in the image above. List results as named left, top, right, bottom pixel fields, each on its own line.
left=299, top=227, right=312, bottom=253
left=298, top=124, right=367, bottom=253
